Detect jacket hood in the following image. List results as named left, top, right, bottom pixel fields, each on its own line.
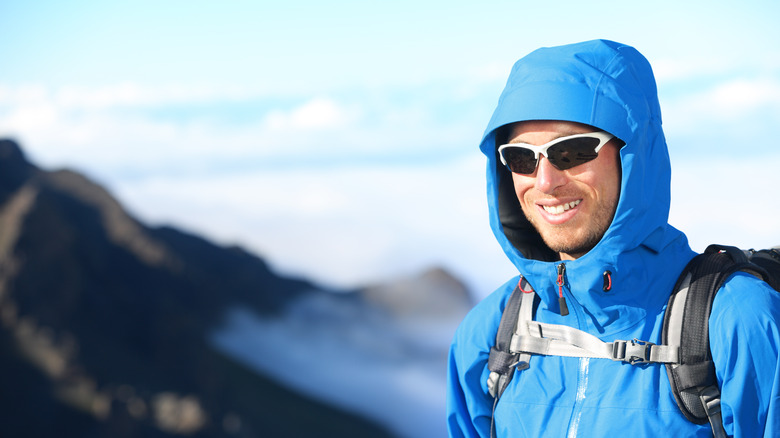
left=482, top=40, right=692, bottom=323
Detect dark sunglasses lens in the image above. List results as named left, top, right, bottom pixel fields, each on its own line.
left=547, top=137, right=601, bottom=170
left=502, top=147, right=538, bottom=174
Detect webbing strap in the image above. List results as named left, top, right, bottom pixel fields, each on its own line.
left=488, top=278, right=536, bottom=438
left=700, top=386, right=727, bottom=438
left=487, top=281, right=529, bottom=398
left=513, top=288, right=535, bottom=368
left=509, top=321, right=679, bottom=364
left=487, top=348, right=518, bottom=375
left=495, top=286, right=525, bottom=353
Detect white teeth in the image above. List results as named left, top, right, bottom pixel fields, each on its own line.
left=542, top=200, right=581, bottom=215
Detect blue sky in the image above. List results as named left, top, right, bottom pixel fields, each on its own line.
left=2, top=1, right=779, bottom=297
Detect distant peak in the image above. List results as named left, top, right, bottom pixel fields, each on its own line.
left=360, top=266, right=474, bottom=320
left=0, top=139, right=29, bottom=165
left=0, top=139, right=36, bottom=195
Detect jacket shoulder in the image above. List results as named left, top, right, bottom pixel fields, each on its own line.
left=452, top=277, right=519, bottom=350
left=709, top=272, right=780, bottom=436
left=711, top=271, right=780, bottom=326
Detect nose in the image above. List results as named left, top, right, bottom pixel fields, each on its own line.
left=534, top=155, right=567, bottom=193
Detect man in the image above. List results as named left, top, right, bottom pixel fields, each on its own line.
left=447, top=40, right=780, bottom=437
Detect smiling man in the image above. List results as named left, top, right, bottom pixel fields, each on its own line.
left=502, top=120, right=622, bottom=260
left=446, top=40, right=780, bottom=437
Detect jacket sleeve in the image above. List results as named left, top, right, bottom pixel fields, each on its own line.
left=446, top=280, right=516, bottom=438
left=446, top=335, right=490, bottom=438
left=710, top=272, right=780, bottom=437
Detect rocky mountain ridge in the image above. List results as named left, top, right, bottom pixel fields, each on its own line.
left=0, top=138, right=473, bottom=437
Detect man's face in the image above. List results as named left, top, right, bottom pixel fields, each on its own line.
left=506, top=120, right=622, bottom=260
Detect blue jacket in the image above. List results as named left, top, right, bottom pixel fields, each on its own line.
left=446, top=40, right=780, bottom=437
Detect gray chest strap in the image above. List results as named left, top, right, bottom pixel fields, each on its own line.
left=486, top=287, right=726, bottom=438
left=514, top=320, right=679, bottom=364
left=507, top=290, right=680, bottom=364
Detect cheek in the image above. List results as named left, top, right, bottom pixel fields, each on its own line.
left=603, top=153, right=622, bottom=203
left=511, top=174, right=535, bottom=205
left=587, top=146, right=622, bottom=201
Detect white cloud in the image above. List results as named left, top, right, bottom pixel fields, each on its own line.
left=0, top=85, right=355, bottom=172
left=704, top=78, right=780, bottom=116
left=670, top=156, right=780, bottom=251
left=56, top=83, right=155, bottom=109
left=653, top=57, right=732, bottom=82
left=0, top=80, right=487, bottom=184
left=263, top=98, right=358, bottom=131
left=662, top=75, right=780, bottom=146
left=677, top=77, right=780, bottom=120
left=1, top=82, right=246, bottom=110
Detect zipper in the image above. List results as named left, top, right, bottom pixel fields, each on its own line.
left=566, top=357, right=590, bottom=438
left=557, top=263, right=569, bottom=316
left=556, top=262, right=587, bottom=437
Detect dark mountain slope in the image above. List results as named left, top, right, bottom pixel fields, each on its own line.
left=0, top=138, right=392, bottom=437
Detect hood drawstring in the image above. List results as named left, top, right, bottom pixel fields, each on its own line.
left=557, top=263, right=569, bottom=316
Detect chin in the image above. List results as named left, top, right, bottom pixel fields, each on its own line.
left=541, top=232, right=594, bottom=257
left=552, top=237, right=602, bottom=258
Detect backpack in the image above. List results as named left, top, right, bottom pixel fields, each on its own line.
left=486, top=244, right=780, bottom=438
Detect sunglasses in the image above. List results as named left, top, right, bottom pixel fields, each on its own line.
left=498, top=131, right=615, bottom=175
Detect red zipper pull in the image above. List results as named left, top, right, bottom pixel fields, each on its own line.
left=557, top=263, right=569, bottom=316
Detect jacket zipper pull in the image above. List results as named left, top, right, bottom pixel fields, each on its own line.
left=557, top=263, right=569, bottom=316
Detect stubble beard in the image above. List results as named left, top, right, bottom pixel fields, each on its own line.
left=526, top=201, right=617, bottom=259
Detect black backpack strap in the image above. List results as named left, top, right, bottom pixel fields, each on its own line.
left=746, top=248, right=780, bottom=290
left=663, top=244, right=768, bottom=437
left=487, top=276, right=536, bottom=438
left=487, top=277, right=533, bottom=398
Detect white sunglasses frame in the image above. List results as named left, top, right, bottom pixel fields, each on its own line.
left=497, top=131, right=615, bottom=174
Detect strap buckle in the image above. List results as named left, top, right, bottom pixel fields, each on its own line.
left=612, top=339, right=654, bottom=364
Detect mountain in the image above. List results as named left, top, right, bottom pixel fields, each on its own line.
left=0, top=139, right=397, bottom=437
left=0, top=138, right=475, bottom=438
